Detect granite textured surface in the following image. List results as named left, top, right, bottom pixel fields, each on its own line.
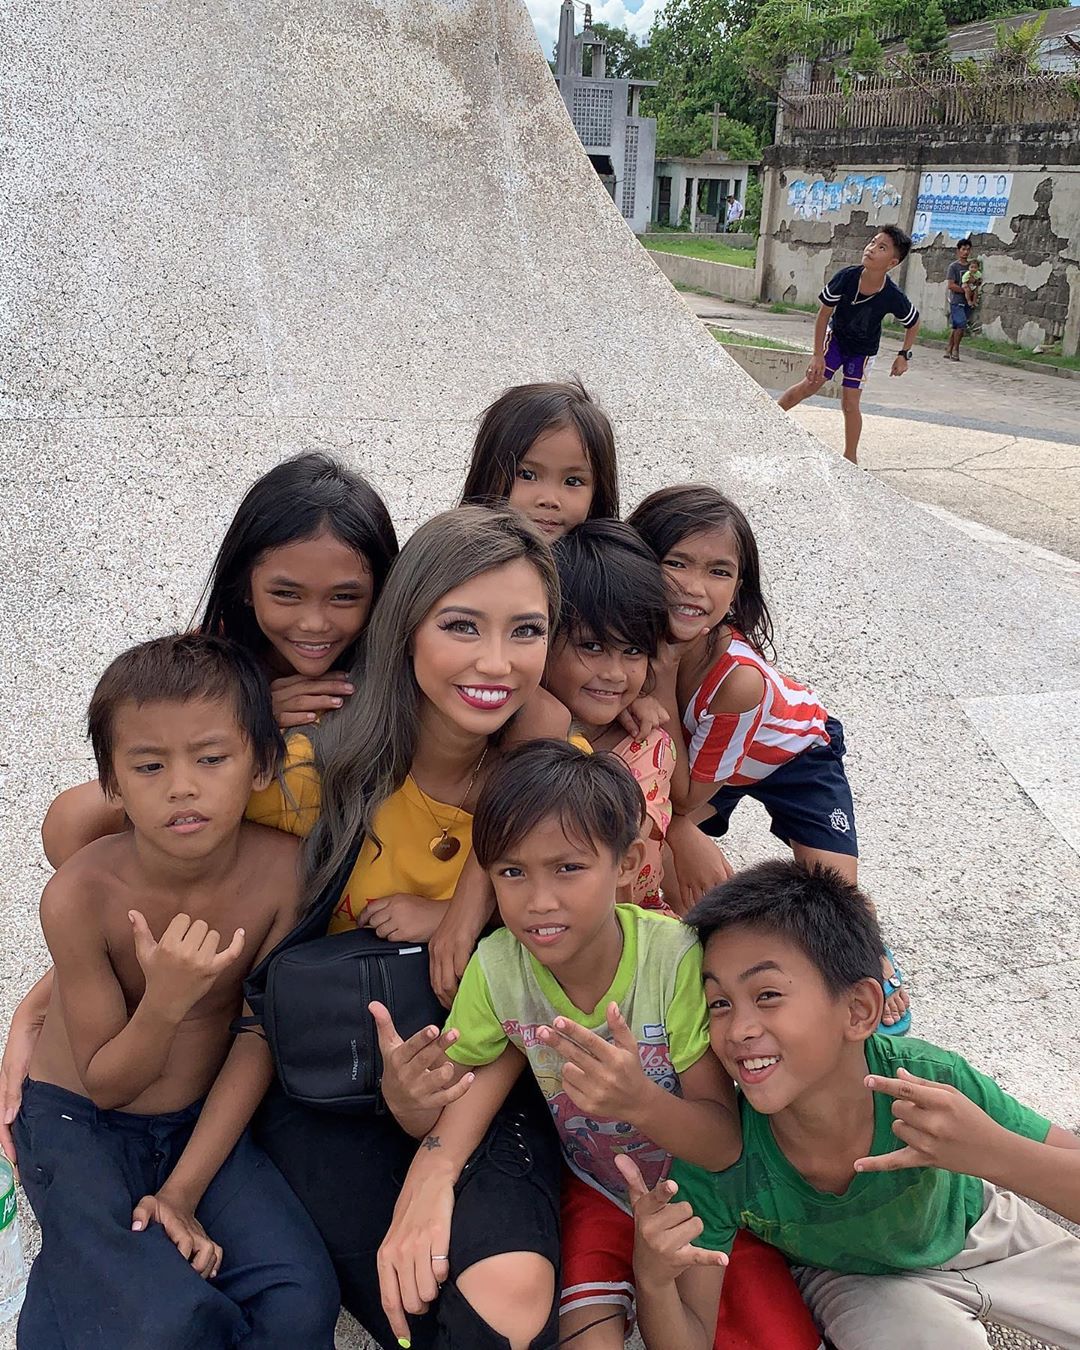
left=1, top=2, right=1078, bottom=1348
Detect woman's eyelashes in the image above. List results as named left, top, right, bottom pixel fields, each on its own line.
left=437, top=617, right=547, bottom=640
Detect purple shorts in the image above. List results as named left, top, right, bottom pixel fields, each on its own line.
left=823, top=335, right=875, bottom=389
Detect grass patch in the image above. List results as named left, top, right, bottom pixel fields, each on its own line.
left=708, top=327, right=804, bottom=352
left=769, top=300, right=818, bottom=315
left=917, top=324, right=1080, bottom=372
left=641, top=235, right=756, bottom=268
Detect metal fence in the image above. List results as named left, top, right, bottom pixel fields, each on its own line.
left=781, top=69, right=1080, bottom=134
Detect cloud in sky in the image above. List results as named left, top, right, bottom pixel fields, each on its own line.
left=523, top=0, right=666, bottom=57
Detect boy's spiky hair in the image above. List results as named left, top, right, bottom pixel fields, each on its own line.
left=88, top=633, right=283, bottom=795
left=878, top=223, right=912, bottom=263
left=686, top=859, right=882, bottom=993
left=473, top=738, right=644, bottom=868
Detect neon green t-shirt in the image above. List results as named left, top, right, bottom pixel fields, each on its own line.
left=671, top=1035, right=1051, bottom=1275
left=447, top=904, right=709, bottom=1213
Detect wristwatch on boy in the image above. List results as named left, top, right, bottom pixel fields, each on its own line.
left=898, top=349, right=912, bottom=360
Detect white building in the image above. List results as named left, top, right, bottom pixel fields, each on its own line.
left=552, top=0, right=657, bottom=235
left=653, top=152, right=754, bottom=232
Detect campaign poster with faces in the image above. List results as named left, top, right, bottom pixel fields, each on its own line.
left=912, top=171, right=1012, bottom=243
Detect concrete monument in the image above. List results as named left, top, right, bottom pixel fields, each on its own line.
left=1, top=1, right=1077, bottom=1346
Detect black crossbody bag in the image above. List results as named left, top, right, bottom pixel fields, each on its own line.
left=242, top=840, right=446, bottom=1113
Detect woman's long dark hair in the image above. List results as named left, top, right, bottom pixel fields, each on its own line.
left=460, top=379, right=619, bottom=519
left=197, top=453, right=399, bottom=670
left=303, top=506, right=560, bottom=900
left=628, top=484, right=774, bottom=658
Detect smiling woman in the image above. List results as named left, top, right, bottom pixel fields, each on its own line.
left=247, top=506, right=571, bottom=1350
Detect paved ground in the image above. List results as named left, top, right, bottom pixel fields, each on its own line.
left=4, top=3, right=1078, bottom=1349
left=685, top=295, right=1080, bottom=562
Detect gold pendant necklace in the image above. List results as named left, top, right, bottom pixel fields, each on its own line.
left=411, top=746, right=489, bottom=862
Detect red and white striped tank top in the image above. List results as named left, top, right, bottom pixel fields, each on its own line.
left=683, top=632, right=829, bottom=787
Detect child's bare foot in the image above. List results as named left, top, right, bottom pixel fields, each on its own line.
left=880, top=949, right=910, bottom=1029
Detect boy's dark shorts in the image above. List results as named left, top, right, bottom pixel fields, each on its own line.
left=822, top=335, right=875, bottom=390
left=950, top=300, right=972, bottom=330
left=701, top=716, right=858, bottom=858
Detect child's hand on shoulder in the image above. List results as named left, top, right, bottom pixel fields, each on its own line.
left=539, top=1004, right=653, bottom=1122
left=270, top=671, right=354, bottom=729
left=619, top=694, right=669, bottom=741
left=131, top=1191, right=221, bottom=1279
left=855, top=1068, right=1006, bottom=1178
left=130, top=912, right=246, bottom=1023
left=615, top=1154, right=727, bottom=1291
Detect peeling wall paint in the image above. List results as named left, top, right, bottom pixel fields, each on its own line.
left=759, top=149, right=1080, bottom=351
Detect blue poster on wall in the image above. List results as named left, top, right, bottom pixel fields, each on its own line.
left=786, top=172, right=902, bottom=221
left=912, top=171, right=1012, bottom=243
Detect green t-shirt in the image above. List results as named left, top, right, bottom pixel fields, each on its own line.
left=447, top=904, right=709, bottom=1212
left=671, top=1035, right=1051, bottom=1275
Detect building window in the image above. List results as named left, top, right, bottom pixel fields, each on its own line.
left=621, top=124, right=639, bottom=218
left=571, top=86, right=614, bottom=147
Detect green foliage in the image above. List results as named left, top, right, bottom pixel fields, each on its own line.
left=991, top=11, right=1047, bottom=72
left=848, top=27, right=885, bottom=75
left=643, top=0, right=772, bottom=152
left=588, top=22, right=650, bottom=79
left=744, top=175, right=763, bottom=229
left=655, top=111, right=761, bottom=159
left=907, top=0, right=949, bottom=64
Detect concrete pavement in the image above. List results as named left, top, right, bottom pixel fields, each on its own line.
left=685, top=294, right=1080, bottom=561
left=3, top=3, right=1078, bottom=1348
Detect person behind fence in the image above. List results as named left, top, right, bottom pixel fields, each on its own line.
left=776, top=226, right=920, bottom=465
left=11, top=635, right=339, bottom=1350
left=619, top=861, right=1080, bottom=1350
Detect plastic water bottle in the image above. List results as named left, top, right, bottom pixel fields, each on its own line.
left=0, top=1158, right=26, bottom=1324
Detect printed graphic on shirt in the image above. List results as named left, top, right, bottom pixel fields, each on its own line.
left=446, top=907, right=709, bottom=1214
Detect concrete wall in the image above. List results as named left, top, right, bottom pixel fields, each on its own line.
left=758, top=128, right=1080, bottom=351
left=646, top=249, right=757, bottom=302
left=719, top=340, right=840, bottom=396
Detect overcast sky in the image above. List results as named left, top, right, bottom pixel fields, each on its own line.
left=524, top=0, right=664, bottom=56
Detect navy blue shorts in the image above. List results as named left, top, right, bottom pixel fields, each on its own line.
left=700, top=716, right=858, bottom=858
left=950, top=300, right=971, bottom=330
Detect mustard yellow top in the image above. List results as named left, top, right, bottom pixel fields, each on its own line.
left=246, top=735, right=473, bottom=933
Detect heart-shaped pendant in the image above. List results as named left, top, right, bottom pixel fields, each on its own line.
left=430, top=833, right=461, bottom=862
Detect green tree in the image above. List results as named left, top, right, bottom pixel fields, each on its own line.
left=848, top=27, right=885, bottom=75
left=643, top=0, right=772, bottom=155
left=991, top=11, right=1047, bottom=72
left=589, top=22, right=650, bottom=79
left=907, top=0, right=949, bottom=64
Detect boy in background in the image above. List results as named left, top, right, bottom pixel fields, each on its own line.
left=12, top=635, right=338, bottom=1350
left=620, top=861, right=1080, bottom=1350
left=778, top=225, right=920, bottom=465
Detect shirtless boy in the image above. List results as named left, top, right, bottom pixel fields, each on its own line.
left=11, top=634, right=338, bottom=1350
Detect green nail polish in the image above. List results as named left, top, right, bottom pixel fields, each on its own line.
left=397, top=1339, right=411, bottom=1349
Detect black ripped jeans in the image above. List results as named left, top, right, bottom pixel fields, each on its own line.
left=255, top=1074, right=562, bottom=1350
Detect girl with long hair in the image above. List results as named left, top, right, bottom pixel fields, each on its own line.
left=628, top=484, right=909, bottom=1034
left=460, top=379, right=619, bottom=539
left=248, top=506, right=567, bottom=1350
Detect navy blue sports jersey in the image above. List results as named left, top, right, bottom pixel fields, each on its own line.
left=819, top=266, right=919, bottom=356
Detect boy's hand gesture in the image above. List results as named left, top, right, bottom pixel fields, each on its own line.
left=615, top=1154, right=727, bottom=1289
left=131, top=1191, right=222, bottom=1280
left=855, top=1068, right=1005, bottom=1177
left=539, top=1004, right=650, bottom=1121
left=129, top=911, right=245, bottom=1023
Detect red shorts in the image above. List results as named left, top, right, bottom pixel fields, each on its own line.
left=559, top=1170, right=821, bottom=1346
